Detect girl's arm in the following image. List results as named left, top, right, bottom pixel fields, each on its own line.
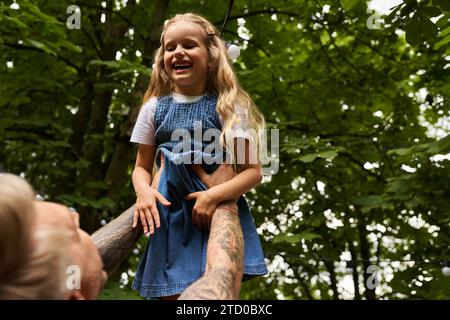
left=186, top=139, right=262, bottom=229
left=132, top=144, right=170, bottom=235
left=132, top=144, right=155, bottom=195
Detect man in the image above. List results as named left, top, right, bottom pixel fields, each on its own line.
left=0, top=163, right=243, bottom=300
left=34, top=201, right=108, bottom=299
left=0, top=173, right=107, bottom=299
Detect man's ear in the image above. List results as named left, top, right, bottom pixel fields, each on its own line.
left=68, top=290, right=86, bottom=300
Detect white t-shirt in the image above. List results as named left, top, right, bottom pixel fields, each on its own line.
left=130, top=92, right=252, bottom=145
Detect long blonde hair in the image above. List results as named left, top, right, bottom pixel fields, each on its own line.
left=143, top=13, right=266, bottom=166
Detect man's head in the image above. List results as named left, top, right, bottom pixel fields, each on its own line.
left=0, top=174, right=107, bottom=299
left=0, top=174, right=36, bottom=298
left=33, top=201, right=107, bottom=299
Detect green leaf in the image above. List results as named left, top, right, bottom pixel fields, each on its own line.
left=273, top=231, right=321, bottom=244
left=420, top=15, right=438, bottom=39
left=340, top=0, right=361, bottom=11
left=297, top=149, right=339, bottom=163
left=273, top=233, right=302, bottom=244
left=387, top=148, right=411, bottom=156
left=439, top=26, right=450, bottom=38
left=57, top=194, right=90, bottom=207
left=436, top=13, right=450, bottom=27
left=318, top=150, right=338, bottom=160
left=297, top=153, right=318, bottom=163
left=435, top=34, right=450, bottom=49
left=435, top=0, right=450, bottom=11
left=422, top=6, right=442, bottom=17
left=96, top=198, right=116, bottom=209
left=432, top=134, right=450, bottom=153
left=24, top=39, right=57, bottom=55
left=406, top=15, right=422, bottom=46
left=354, top=195, right=384, bottom=206
left=18, top=0, right=62, bottom=24
left=298, top=231, right=322, bottom=241
left=4, top=16, right=30, bottom=33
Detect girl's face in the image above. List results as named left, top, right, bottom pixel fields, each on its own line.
left=163, top=22, right=211, bottom=96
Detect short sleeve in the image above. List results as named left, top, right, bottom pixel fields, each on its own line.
left=130, top=97, right=157, bottom=145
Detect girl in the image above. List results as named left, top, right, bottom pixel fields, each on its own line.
left=130, top=13, right=268, bottom=299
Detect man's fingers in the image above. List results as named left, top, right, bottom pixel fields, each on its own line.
left=155, top=191, right=171, bottom=206
left=191, top=164, right=207, bottom=181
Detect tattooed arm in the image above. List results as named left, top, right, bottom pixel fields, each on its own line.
left=179, top=164, right=244, bottom=300
left=179, top=202, right=243, bottom=300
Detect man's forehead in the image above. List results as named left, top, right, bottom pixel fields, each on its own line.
left=35, top=202, right=75, bottom=227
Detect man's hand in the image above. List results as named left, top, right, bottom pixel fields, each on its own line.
left=186, top=164, right=238, bottom=229
left=191, top=164, right=236, bottom=189
left=185, top=189, right=219, bottom=229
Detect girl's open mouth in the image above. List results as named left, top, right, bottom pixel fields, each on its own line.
left=173, top=62, right=192, bottom=74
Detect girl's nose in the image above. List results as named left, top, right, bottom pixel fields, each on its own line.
left=174, top=45, right=185, bottom=57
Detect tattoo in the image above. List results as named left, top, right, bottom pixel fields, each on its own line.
left=92, top=206, right=142, bottom=275
left=179, top=208, right=244, bottom=300
left=214, top=210, right=244, bottom=273
left=179, top=267, right=234, bottom=300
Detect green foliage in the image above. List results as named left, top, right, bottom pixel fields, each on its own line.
left=1, top=0, right=449, bottom=300
left=340, top=0, right=362, bottom=11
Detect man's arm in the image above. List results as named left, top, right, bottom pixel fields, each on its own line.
left=91, top=206, right=142, bottom=275
left=179, top=203, right=243, bottom=300
left=179, top=163, right=244, bottom=300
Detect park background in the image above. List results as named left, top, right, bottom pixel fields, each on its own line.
left=1, top=0, right=449, bottom=299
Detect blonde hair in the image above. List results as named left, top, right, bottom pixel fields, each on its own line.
left=143, top=13, right=266, bottom=165
left=0, top=174, right=72, bottom=299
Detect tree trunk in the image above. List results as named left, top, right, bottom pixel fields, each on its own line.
left=349, top=241, right=361, bottom=300
left=69, top=76, right=94, bottom=156
left=323, top=260, right=340, bottom=300
left=105, top=135, right=133, bottom=203
left=358, top=222, right=376, bottom=300
left=103, top=0, right=171, bottom=204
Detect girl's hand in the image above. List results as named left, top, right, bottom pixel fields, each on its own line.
left=185, top=188, right=220, bottom=230
left=132, top=185, right=171, bottom=236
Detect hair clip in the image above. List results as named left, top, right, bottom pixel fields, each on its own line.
left=225, top=42, right=240, bottom=60
left=205, top=26, right=216, bottom=36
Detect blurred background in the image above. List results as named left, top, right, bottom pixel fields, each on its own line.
left=1, top=0, right=449, bottom=299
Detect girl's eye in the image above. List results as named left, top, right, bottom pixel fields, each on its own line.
left=185, top=44, right=196, bottom=49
